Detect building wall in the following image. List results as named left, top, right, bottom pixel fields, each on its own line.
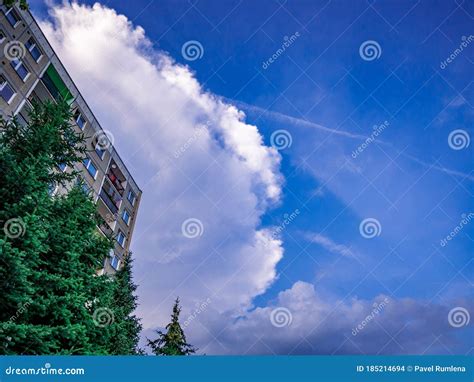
left=0, top=4, right=142, bottom=273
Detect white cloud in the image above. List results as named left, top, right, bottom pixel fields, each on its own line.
left=39, top=2, right=283, bottom=331
left=37, top=3, right=472, bottom=355
left=197, top=281, right=472, bottom=355
left=306, top=233, right=356, bottom=258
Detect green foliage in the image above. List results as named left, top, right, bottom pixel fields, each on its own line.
left=3, top=0, right=29, bottom=11
left=147, top=298, right=196, bottom=356
left=107, top=254, right=143, bottom=355
left=0, top=101, right=141, bottom=354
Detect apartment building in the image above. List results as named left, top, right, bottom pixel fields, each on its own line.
left=0, top=4, right=142, bottom=274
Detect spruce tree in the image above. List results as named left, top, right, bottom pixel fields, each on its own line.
left=147, top=298, right=196, bottom=355
left=0, top=101, right=114, bottom=354
left=107, top=253, right=142, bottom=355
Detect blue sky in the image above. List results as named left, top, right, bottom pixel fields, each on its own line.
left=32, top=0, right=473, bottom=354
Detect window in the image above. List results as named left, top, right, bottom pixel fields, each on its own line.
left=10, top=58, right=29, bottom=81
left=15, top=113, right=27, bottom=127
left=116, top=230, right=126, bottom=247
left=74, top=177, right=92, bottom=195
left=121, top=209, right=131, bottom=226
left=75, top=111, right=86, bottom=130
left=127, top=190, right=136, bottom=206
left=83, top=157, right=98, bottom=179
left=25, top=37, right=42, bottom=62
left=81, top=183, right=91, bottom=195
left=0, top=75, right=15, bottom=103
left=48, top=182, right=58, bottom=196
left=95, top=143, right=105, bottom=159
left=110, top=255, right=121, bottom=270
left=58, top=163, right=67, bottom=172
left=4, top=8, right=20, bottom=27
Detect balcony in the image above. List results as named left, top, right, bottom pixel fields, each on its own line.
left=97, top=201, right=117, bottom=237
left=40, top=64, right=74, bottom=104
left=98, top=220, right=114, bottom=237
left=107, top=160, right=127, bottom=196
left=99, top=188, right=119, bottom=215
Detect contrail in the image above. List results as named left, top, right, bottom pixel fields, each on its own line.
left=227, top=98, right=474, bottom=182
left=227, top=98, right=371, bottom=140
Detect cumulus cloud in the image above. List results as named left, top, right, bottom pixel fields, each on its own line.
left=39, top=2, right=283, bottom=330
left=198, top=281, right=472, bottom=355
left=38, top=3, right=472, bottom=355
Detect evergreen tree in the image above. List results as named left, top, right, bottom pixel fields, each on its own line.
left=0, top=101, right=136, bottom=354
left=3, top=0, right=29, bottom=11
left=107, top=253, right=142, bottom=355
left=147, top=298, right=196, bottom=355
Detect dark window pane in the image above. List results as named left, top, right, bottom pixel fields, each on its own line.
left=0, top=78, right=15, bottom=102
left=5, top=9, right=20, bottom=27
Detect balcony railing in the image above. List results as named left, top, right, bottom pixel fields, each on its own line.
left=99, top=189, right=119, bottom=214
left=107, top=172, right=125, bottom=196
left=98, top=222, right=113, bottom=238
